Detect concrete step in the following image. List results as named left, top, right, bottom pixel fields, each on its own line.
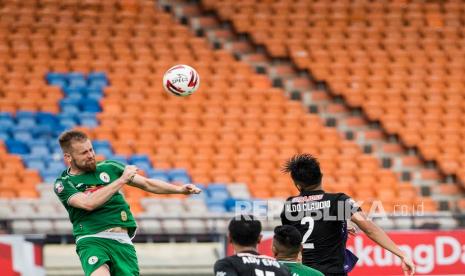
left=160, top=0, right=464, bottom=207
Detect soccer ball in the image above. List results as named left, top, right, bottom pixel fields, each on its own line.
left=162, top=64, right=200, bottom=97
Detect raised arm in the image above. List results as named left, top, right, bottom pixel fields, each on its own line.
left=68, top=165, right=137, bottom=211
left=128, top=173, right=201, bottom=195
left=351, top=211, right=415, bottom=276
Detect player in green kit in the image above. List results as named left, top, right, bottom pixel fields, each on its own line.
left=273, top=225, right=324, bottom=276
left=54, top=130, right=201, bottom=276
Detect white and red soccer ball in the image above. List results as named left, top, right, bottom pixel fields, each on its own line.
left=162, top=64, right=200, bottom=97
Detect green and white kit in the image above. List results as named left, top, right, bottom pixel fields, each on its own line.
left=54, top=160, right=139, bottom=275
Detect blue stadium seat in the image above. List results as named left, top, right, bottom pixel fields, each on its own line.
left=30, top=125, right=55, bottom=139
left=0, top=117, right=14, bottom=129
left=224, top=198, right=240, bottom=212
left=63, top=86, right=85, bottom=97
left=79, top=117, right=98, bottom=128
left=93, top=140, right=111, bottom=148
left=168, top=168, right=189, bottom=177
left=147, top=171, right=170, bottom=182
left=36, top=112, right=59, bottom=127
left=59, top=99, right=80, bottom=114
left=66, top=91, right=83, bottom=100
left=13, top=130, right=33, bottom=143
left=41, top=171, right=59, bottom=183
left=87, top=72, right=108, bottom=85
left=29, top=145, right=50, bottom=157
left=86, top=87, right=104, bottom=100
left=26, top=159, right=47, bottom=172
left=15, top=111, right=35, bottom=120
left=46, top=73, right=67, bottom=88
left=27, top=139, right=48, bottom=147
left=206, top=184, right=230, bottom=200
left=79, top=99, right=101, bottom=112
left=95, top=147, right=112, bottom=157
left=170, top=175, right=191, bottom=184
left=0, top=131, right=10, bottom=140
left=131, top=161, right=151, bottom=172
left=205, top=198, right=227, bottom=213
left=58, top=114, right=78, bottom=129
left=0, top=112, right=13, bottom=121
left=5, top=140, right=29, bottom=154
left=129, top=155, right=151, bottom=164
left=107, top=155, right=127, bottom=165
left=47, top=161, right=66, bottom=174
left=67, top=73, right=87, bottom=89
left=16, top=117, right=36, bottom=128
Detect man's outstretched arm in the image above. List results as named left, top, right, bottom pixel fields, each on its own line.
left=128, top=173, right=201, bottom=195
left=351, top=211, right=415, bottom=276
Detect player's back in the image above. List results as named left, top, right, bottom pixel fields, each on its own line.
left=281, top=190, right=359, bottom=274
left=214, top=250, right=291, bottom=276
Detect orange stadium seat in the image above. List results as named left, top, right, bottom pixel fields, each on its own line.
left=201, top=0, right=465, bottom=212
left=1, top=0, right=459, bottom=219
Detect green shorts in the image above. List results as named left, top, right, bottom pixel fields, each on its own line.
left=76, top=237, right=139, bottom=276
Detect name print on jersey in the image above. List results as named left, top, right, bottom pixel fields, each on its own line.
left=239, top=253, right=281, bottom=268
left=283, top=196, right=360, bottom=222
left=285, top=200, right=331, bottom=212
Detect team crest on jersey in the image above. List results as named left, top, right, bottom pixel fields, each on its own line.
left=88, top=256, right=98, bottom=265
left=99, top=172, right=110, bottom=183
left=121, top=211, right=128, bottom=221
left=55, top=181, right=64, bottom=194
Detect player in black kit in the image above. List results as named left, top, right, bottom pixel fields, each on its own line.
left=281, top=154, right=415, bottom=276
left=214, top=215, right=291, bottom=276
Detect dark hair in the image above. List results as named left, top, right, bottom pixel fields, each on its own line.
left=58, top=130, right=89, bottom=153
left=273, top=225, right=302, bottom=256
left=228, top=215, right=262, bottom=247
left=282, top=153, right=322, bottom=187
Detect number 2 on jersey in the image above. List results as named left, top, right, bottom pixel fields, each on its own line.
left=301, top=217, right=315, bottom=249
left=255, top=269, right=275, bottom=276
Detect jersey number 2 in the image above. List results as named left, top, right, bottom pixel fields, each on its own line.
left=255, top=269, right=275, bottom=276
left=301, top=217, right=315, bottom=249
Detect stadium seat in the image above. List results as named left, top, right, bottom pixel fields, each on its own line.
left=1, top=0, right=457, bottom=230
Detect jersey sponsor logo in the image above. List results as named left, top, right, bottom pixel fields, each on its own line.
left=99, top=172, right=110, bottom=183
left=88, top=256, right=98, bottom=265
left=76, top=183, right=85, bottom=189
left=84, top=185, right=104, bottom=195
left=55, top=181, right=64, bottom=194
left=121, top=210, right=128, bottom=221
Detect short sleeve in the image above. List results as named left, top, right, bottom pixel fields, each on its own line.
left=104, top=160, right=125, bottom=176
left=54, top=179, right=80, bottom=206
left=213, top=259, right=238, bottom=276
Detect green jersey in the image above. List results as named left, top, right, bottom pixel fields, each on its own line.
left=279, top=261, right=324, bottom=276
left=54, top=160, right=137, bottom=239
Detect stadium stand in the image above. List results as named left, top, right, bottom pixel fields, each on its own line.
left=201, top=0, right=465, bottom=186
left=1, top=0, right=465, bottom=275
left=1, top=0, right=462, bottom=239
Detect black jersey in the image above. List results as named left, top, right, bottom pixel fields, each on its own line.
left=280, top=190, right=360, bottom=274
left=214, top=250, right=291, bottom=276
